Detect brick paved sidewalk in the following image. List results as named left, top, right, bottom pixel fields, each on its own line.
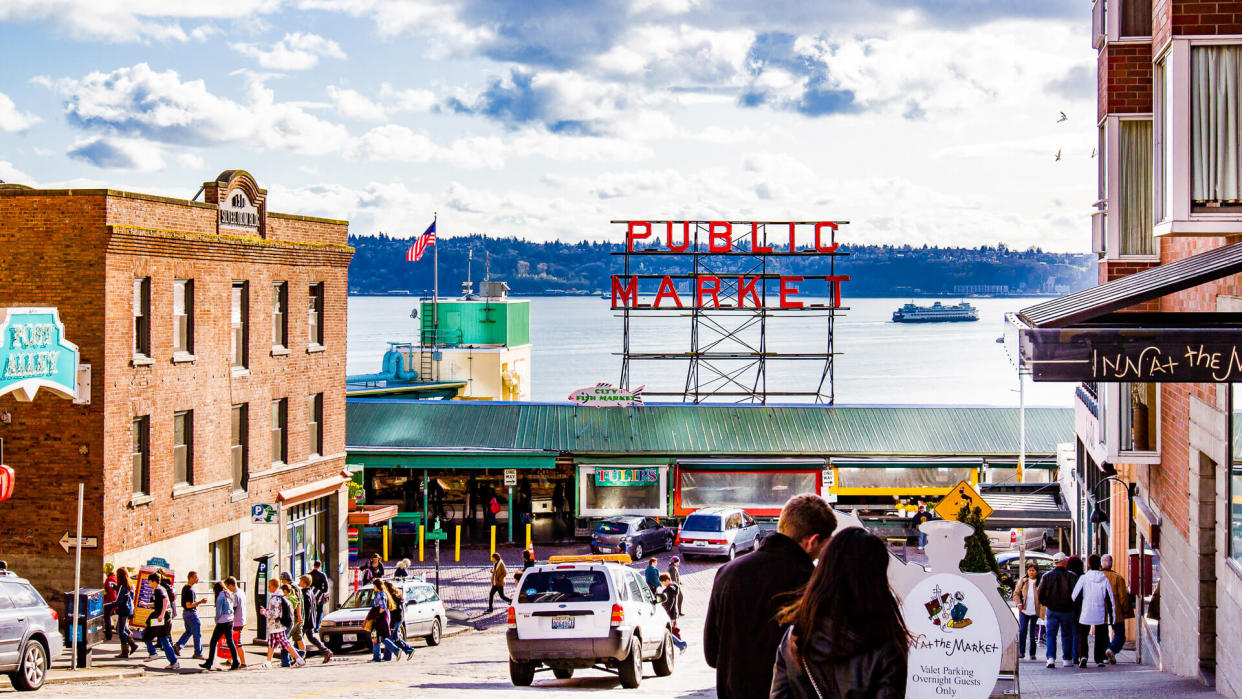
left=1013, top=650, right=1219, bottom=697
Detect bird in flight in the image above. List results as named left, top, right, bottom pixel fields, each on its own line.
left=1057, top=111, right=1068, bottom=122
left=1055, top=149, right=1062, bottom=161
left=1090, top=148, right=1096, bottom=158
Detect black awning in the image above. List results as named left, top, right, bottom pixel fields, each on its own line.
left=1019, top=240, right=1242, bottom=328
left=979, top=483, right=1071, bottom=529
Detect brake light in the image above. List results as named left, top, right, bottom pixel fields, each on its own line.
left=610, top=604, right=624, bottom=627
left=506, top=607, right=516, bottom=629
left=709, top=539, right=726, bottom=545
left=48, top=607, right=58, bottom=622
left=680, top=538, right=694, bottom=544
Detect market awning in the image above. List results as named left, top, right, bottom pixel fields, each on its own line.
left=346, top=450, right=558, bottom=470
left=978, top=483, right=1071, bottom=529
left=677, top=458, right=826, bottom=471
left=1010, top=241, right=1242, bottom=383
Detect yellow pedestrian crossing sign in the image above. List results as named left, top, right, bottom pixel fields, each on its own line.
left=934, top=480, right=992, bottom=521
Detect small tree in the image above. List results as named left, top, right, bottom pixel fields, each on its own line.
left=956, top=504, right=1000, bottom=576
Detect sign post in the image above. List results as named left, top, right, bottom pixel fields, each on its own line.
left=70, top=482, right=83, bottom=671
left=426, top=520, right=448, bottom=592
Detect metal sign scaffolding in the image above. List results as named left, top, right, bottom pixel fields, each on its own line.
left=611, top=220, right=848, bottom=404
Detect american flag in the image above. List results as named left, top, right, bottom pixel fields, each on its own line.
left=406, top=220, right=437, bottom=262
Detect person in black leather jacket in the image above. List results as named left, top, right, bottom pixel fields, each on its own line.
left=770, top=528, right=909, bottom=698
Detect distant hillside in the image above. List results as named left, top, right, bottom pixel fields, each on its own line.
left=348, top=233, right=1096, bottom=297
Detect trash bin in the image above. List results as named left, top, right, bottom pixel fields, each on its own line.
left=62, top=588, right=106, bottom=668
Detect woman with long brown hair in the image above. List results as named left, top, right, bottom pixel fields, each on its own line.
left=114, top=567, right=138, bottom=658
left=770, top=528, right=910, bottom=698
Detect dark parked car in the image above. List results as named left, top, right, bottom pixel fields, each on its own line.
left=590, top=516, right=675, bottom=560
left=0, top=573, right=64, bottom=691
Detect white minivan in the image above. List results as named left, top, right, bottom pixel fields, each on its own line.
left=677, top=507, right=761, bottom=560
left=506, top=558, right=676, bottom=689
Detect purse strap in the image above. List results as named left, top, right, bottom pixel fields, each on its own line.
left=800, top=657, right=826, bottom=699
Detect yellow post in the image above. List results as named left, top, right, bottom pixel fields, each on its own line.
left=525, top=522, right=532, bottom=551
left=490, top=525, right=496, bottom=558
left=455, top=524, right=462, bottom=562
left=418, top=524, right=425, bottom=562
left=382, top=524, right=390, bottom=561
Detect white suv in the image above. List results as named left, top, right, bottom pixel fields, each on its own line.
left=506, top=558, right=676, bottom=689
left=678, top=507, right=761, bottom=560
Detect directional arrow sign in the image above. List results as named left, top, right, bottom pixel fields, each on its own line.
left=59, top=532, right=98, bottom=553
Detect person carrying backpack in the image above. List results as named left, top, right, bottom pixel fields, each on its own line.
left=262, top=579, right=305, bottom=668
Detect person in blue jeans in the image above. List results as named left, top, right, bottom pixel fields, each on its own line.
left=145, top=572, right=181, bottom=668
left=367, top=580, right=401, bottom=662
left=1011, top=563, right=1043, bottom=659
left=1065, top=555, right=1085, bottom=662
left=1036, top=552, right=1080, bottom=668
left=1101, top=554, right=1133, bottom=662
left=174, top=571, right=204, bottom=658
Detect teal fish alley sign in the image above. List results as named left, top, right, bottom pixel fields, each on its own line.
left=0, top=308, right=79, bottom=402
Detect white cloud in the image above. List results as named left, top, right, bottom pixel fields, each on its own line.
left=350, top=125, right=505, bottom=169
left=44, top=63, right=350, bottom=156
left=232, top=32, right=347, bottom=71
left=327, top=86, right=388, bottom=120
left=0, top=92, right=40, bottom=132
left=0, top=0, right=278, bottom=43
left=176, top=152, right=205, bottom=169
left=66, top=136, right=165, bottom=171
left=379, top=83, right=436, bottom=112
left=0, top=160, right=35, bottom=184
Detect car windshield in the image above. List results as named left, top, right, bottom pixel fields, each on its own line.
left=519, top=571, right=610, bottom=604
left=341, top=589, right=378, bottom=609
left=683, top=514, right=722, bottom=532
left=595, top=522, right=629, bottom=535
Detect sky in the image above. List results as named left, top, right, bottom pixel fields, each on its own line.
left=0, top=0, right=1098, bottom=251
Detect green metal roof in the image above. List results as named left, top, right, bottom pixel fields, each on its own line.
left=346, top=399, right=1073, bottom=458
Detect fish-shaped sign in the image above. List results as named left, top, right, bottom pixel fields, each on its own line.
left=567, top=382, right=645, bottom=408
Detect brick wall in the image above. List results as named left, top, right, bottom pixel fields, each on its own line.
left=0, top=186, right=352, bottom=598
left=1099, top=43, right=1154, bottom=122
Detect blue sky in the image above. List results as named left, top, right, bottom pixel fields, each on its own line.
left=0, top=0, right=1096, bottom=250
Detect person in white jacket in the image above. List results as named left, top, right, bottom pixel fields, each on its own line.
left=1072, top=553, right=1117, bottom=668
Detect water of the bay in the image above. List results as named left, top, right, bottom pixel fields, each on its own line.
left=346, top=296, right=1072, bottom=407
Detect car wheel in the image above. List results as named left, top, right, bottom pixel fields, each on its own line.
left=618, top=636, right=642, bottom=689
left=12, top=640, right=47, bottom=691
left=425, top=618, right=442, bottom=646
left=326, top=635, right=343, bottom=653
left=509, top=658, right=536, bottom=686
left=652, top=632, right=675, bottom=677
left=726, top=545, right=736, bottom=561
left=632, top=543, right=644, bottom=561
left=664, top=535, right=674, bottom=552
left=552, top=668, right=574, bottom=679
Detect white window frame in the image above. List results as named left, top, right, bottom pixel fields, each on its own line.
left=577, top=464, right=668, bottom=518
left=1154, top=38, right=1242, bottom=237
left=1103, top=382, right=1161, bottom=464
left=1105, top=0, right=1153, bottom=43
left=1100, top=114, right=1160, bottom=261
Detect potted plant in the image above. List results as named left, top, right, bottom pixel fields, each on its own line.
left=347, top=480, right=365, bottom=511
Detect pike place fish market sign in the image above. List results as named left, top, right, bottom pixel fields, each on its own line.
left=1022, top=326, right=1242, bottom=383
left=0, top=307, right=79, bottom=401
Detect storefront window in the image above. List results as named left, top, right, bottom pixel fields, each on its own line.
left=833, top=467, right=972, bottom=490
left=680, top=471, right=816, bottom=510
left=1231, top=385, right=1242, bottom=564
left=579, top=465, right=665, bottom=516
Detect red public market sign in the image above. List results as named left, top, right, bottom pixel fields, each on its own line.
left=610, top=220, right=849, bottom=310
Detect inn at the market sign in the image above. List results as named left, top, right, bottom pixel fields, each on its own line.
left=0, top=307, right=79, bottom=401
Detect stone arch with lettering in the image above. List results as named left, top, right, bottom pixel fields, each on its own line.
left=204, top=169, right=267, bottom=237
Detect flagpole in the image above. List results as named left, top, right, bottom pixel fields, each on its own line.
left=433, top=212, right=438, bottom=381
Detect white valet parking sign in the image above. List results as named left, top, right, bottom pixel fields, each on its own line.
left=831, top=513, right=1010, bottom=699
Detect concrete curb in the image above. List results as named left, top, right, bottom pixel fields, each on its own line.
left=44, top=667, right=147, bottom=685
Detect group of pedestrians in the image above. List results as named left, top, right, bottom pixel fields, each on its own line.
left=705, top=493, right=910, bottom=698
left=99, top=559, right=334, bottom=671
left=1018, top=551, right=1134, bottom=669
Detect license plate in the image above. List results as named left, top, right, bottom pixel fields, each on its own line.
left=551, top=616, right=575, bottom=630
left=694, top=541, right=708, bottom=547
left=598, top=547, right=613, bottom=553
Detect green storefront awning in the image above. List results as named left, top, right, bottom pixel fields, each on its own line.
left=830, top=458, right=982, bottom=469
left=346, top=450, right=557, bottom=470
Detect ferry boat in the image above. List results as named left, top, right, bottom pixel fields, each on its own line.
left=892, top=301, right=979, bottom=323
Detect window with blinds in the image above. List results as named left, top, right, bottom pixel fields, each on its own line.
left=308, top=282, right=324, bottom=346
left=272, top=281, right=288, bottom=348
left=132, top=416, right=149, bottom=495
left=232, top=404, right=248, bottom=492
left=271, top=398, right=287, bottom=465
left=133, top=277, right=150, bottom=357
left=231, top=281, right=249, bottom=368
left=173, top=279, right=194, bottom=354
left=174, top=410, right=193, bottom=485
left=308, top=393, right=323, bottom=458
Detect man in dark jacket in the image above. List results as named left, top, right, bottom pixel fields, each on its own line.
left=1036, top=552, right=1079, bottom=668
left=309, top=560, right=330, bottom=631
left=704, top=494, right=838, bottom=699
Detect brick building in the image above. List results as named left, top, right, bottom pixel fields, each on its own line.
left=0, top=170, right=354, bottom=606
left=1013, top=1, right=1242, bottom=695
